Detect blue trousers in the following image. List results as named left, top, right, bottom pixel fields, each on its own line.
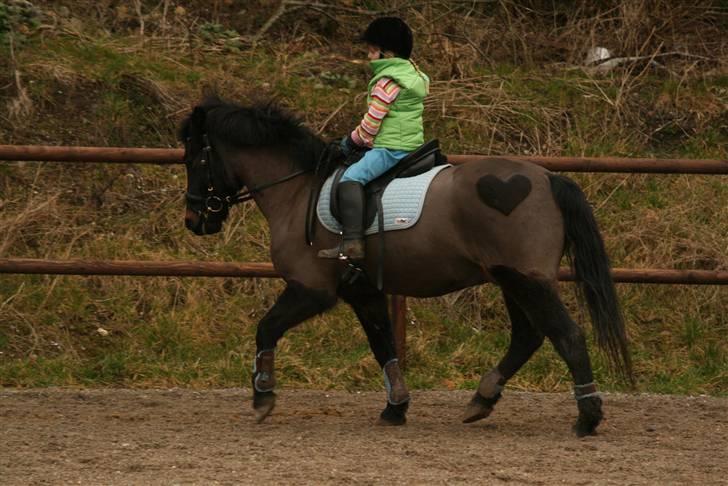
left=340, top=148, right=409, bottom=185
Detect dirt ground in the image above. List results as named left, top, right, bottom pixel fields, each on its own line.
left=1, top=388, right=726, bottom=485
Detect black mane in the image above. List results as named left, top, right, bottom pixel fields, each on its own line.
left=179, top=96, right=327, bottom=172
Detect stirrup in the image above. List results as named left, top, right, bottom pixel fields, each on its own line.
left=318, top=238, right=364, bottom=260
left=341, top=261, right=365, bottom=285
left=340, top=239, right=365, bottom=260
left=318, top=231, right=344, bottom=259
left=317, top=246, right=346, bottom=259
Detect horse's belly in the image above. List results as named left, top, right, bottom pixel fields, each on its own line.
left=363, top=238, right=488, bottom=297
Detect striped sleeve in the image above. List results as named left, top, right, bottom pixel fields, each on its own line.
left=351, top=77, right=401, bottom=147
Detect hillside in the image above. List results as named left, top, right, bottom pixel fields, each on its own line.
left=1, top=0, right=726, bottom=395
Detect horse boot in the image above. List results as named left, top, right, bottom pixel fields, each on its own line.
left=252, top=349, right=277, bottom=423
left=377, top=358, right=410, bottom=426
left=318, top=181, right=365, bottom=260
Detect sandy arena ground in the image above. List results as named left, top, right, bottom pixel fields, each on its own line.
left=1, top=388, right=726, bottom=485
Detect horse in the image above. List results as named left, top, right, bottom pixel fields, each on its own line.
left=179, top=96, right=632, bottom=437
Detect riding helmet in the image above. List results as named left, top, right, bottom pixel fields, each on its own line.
left=360, top=17, right=413, bottom=59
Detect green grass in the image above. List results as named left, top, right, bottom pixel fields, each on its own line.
left=1, top=281, right=726, bottom=395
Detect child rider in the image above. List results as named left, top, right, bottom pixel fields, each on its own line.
left=318, top=17, right=430, bottom=260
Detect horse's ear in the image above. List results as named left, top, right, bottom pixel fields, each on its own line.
left=180, top=106, right=207, bottom=162
left=191, top=106, right=206, bottom=129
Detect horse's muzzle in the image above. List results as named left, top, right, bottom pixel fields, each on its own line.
left=185, top=208, right=222, bottom=236
left=185, top=217, right=205, bottom=235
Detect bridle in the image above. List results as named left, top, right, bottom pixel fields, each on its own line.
left=184, top=133, right=310, bottom=219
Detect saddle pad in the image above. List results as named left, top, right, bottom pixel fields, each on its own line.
left=317, top=164, right=451, bottom=236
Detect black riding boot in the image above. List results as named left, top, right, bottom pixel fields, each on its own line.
left=318, top=181, right=365, bottom=260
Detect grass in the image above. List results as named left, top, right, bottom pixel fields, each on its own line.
left=0, top=1, right=726, bottom=396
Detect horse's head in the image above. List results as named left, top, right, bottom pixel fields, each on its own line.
left=179, top=105, right=234, bottom=235
left=179, top=97, right=327, bottom=236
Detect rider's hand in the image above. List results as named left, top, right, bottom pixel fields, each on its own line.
left=340, top=135, right=358, bottom=156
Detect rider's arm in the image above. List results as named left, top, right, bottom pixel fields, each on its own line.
left=350, top=77, right=401, bottom=148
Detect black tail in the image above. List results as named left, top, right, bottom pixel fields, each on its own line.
left=549, top=174, right=633, bottom=383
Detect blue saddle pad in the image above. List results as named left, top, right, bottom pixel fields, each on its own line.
left=317, top=165, right=451, bottom=236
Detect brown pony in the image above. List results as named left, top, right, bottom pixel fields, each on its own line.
left=180, top=97, right=632, bottom=436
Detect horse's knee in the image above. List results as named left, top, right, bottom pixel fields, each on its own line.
left=285, top=281, right=337, bottom=312
left=255, top=281, right=337, bottom=348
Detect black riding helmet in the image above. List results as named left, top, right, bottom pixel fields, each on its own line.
left=360, top=17, right=413, bottom=59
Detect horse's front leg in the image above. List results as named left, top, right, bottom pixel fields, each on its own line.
left=253, top=281, right=336, bottom=423
left=339, top=279, right=410, bottom=426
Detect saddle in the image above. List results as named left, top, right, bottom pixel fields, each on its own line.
left=305, top=139, right=446, bottom=289
left=329, top=139, right=446, bottom=227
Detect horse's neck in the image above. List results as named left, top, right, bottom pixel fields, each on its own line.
left=227, top=147, right=311, bottom=230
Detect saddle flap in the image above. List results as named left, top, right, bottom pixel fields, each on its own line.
left=328, top=167, right=347, bottom=224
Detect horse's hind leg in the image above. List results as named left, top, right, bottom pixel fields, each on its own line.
left=253, top=281, right=336, bottom=423
left=463, top=293, right=544, bottom=423
left=339, top=279, right=409, bottom=426
left=489, top=265, right=603, bottom=436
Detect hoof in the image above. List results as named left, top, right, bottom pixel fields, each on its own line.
left=462, top=403, right=493, bottom=424
left=462, top=391, right=501, bottom=424
left=573, top=418, right=599, bottom=437
left=573, top=395, right=603, bottom=437
left=253, top=391, right=276, bottom=423
left=376, top=401, right=409, bottom=426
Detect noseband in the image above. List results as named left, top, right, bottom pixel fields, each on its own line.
left=185, top=133, right=309, bottom=219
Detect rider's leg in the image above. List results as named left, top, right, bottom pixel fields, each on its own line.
left=340, top=148, right=409, bottom=185
left=318, top=149, right=408, bottom=260
left=318, top=180, right=367, bottom=259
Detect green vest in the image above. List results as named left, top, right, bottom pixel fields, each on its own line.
left=367, top=58, right=429, bottom=151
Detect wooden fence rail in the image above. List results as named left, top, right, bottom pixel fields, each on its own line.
left=1, top=258, right=726, bottom=284
left=1, top=145, right=727, bottom=173
left=0, top=259, right=279, bottom=278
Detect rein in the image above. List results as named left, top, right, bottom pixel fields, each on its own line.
left=185, top=133, right=310, bottom=215
left=305, top=142, right=341, bottom=245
